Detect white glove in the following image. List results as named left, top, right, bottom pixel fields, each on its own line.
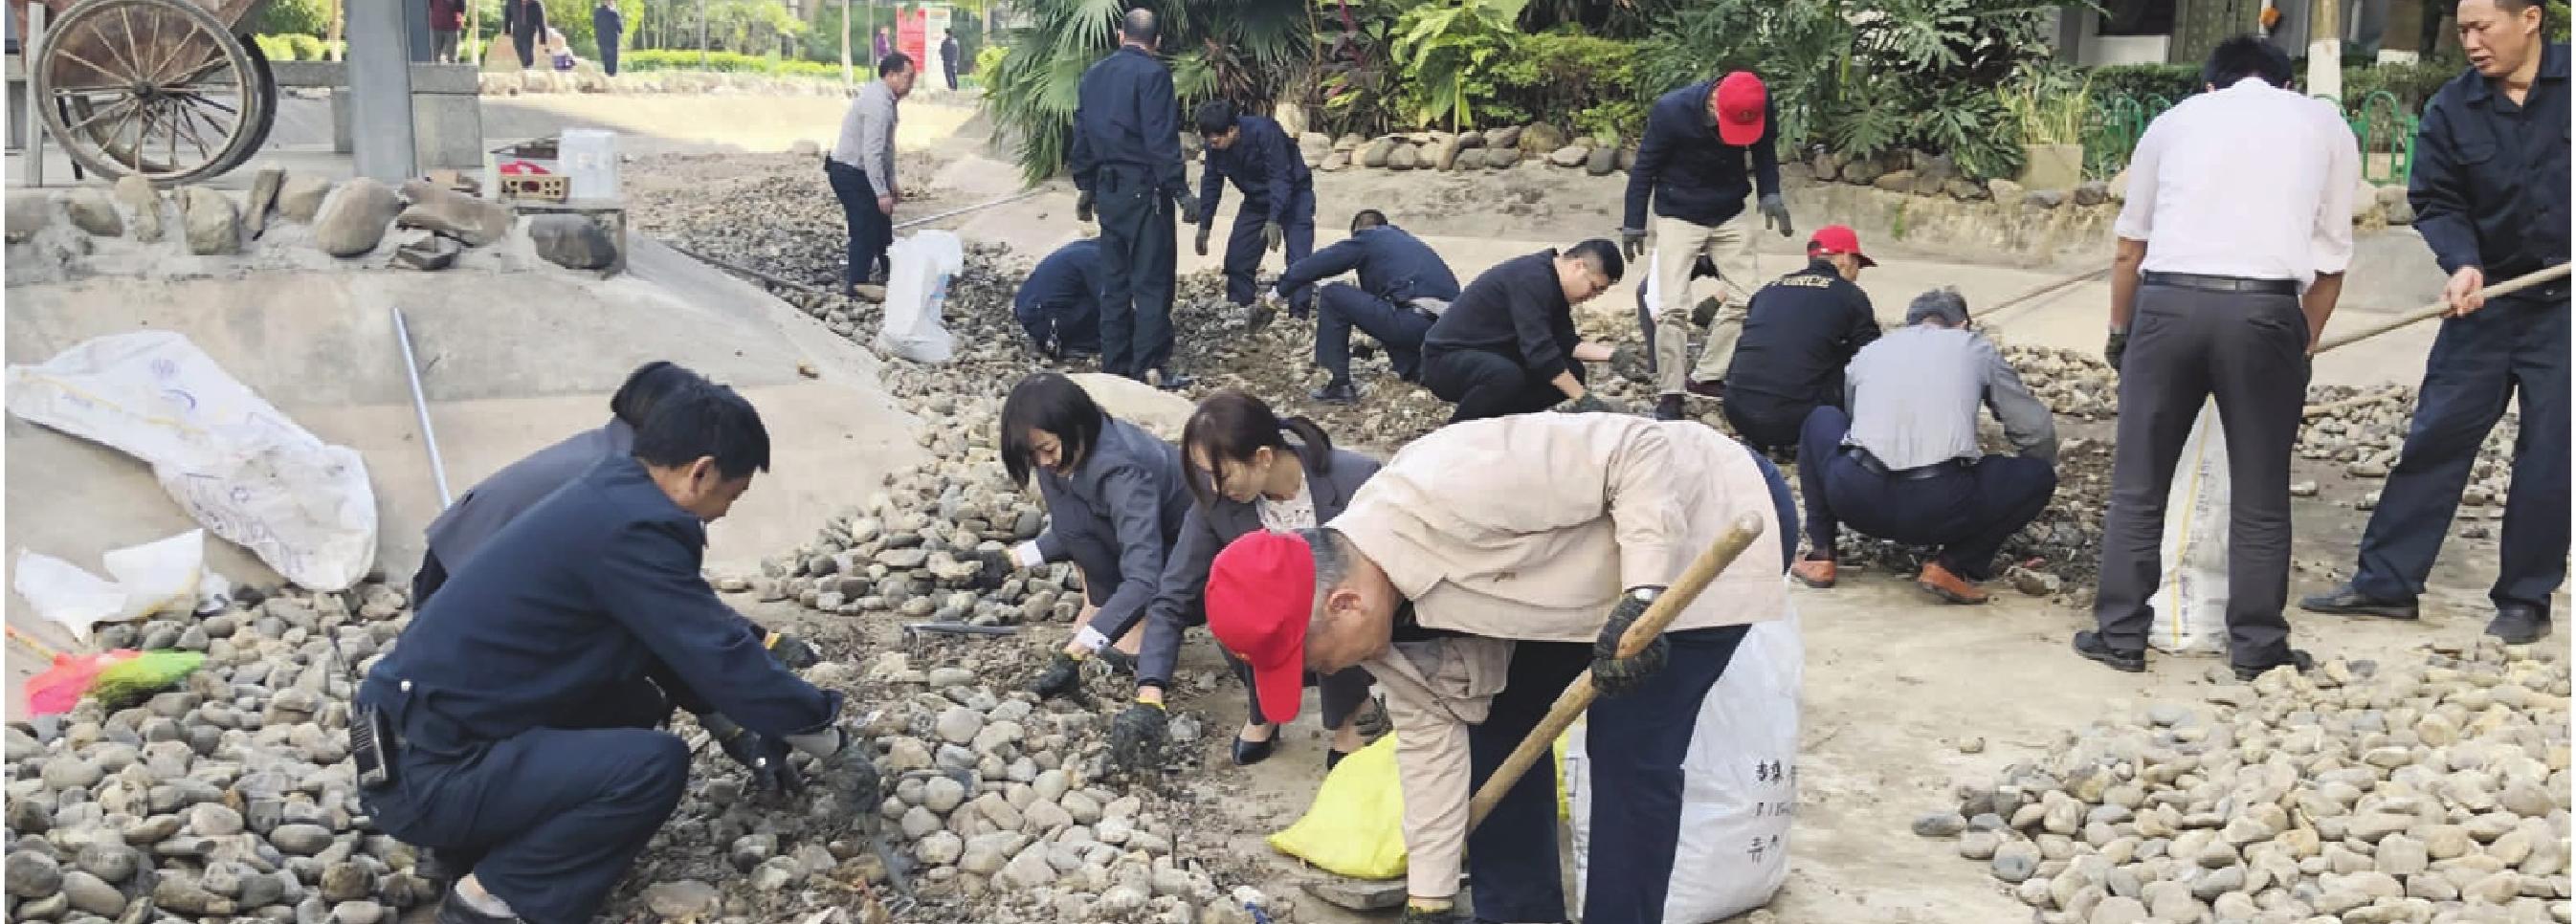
left=1011, top=541, right=1046, bottom=568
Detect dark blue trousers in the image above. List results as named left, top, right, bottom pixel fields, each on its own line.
left=825, top=160, right=890, bottom=288
left=1095, top=165, right=1181, bottom=377
left=1222, top=184, right=1317, bottom=313
left=2352, top=294, right=2570, bottom=615
left=1314, top=283, right=1435, bottom=385
left=1796, top=407, right=2056, bottom=581
left=361, top=697, right=690, bottom=924
left=1014, top=295, right=1102, bottom=356
left=1466, top=449, right=1790, bottom=924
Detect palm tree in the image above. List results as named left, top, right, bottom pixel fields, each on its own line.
left=984, top=0, right=1312, bottom=184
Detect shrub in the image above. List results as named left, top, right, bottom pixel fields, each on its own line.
left=254, top=33, right=298, bottom=61
left=2086, top=63, right=2200, bottom=106
left=1491, top=32, right=1644, bottom=140
left=287, top=33, right=327, bottom=61
left=2337, top=60, right=2458, bottom=113
left=252, top=0, right=330, bottom=37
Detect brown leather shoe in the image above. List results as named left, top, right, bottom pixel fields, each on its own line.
left=1917, top=562, right=1989, bottom=605
left=1789, top=558, right=1837, bottom=589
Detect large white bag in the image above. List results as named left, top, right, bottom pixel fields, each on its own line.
left=876, top=230, right=965, bottom=363
left=2148, top=400, right=2232, bottom=655
left=7, top=331, right=378, bottom=590
left=13, top=530, right=217, bottom=639
left=1566, top=611, right=1802, bottom=923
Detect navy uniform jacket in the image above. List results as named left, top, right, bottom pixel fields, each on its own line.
left=1424, top=250, right=1580, bottom=378
left=1030, top=415, right=1192, bottom=637
left=1068, top=46, right=1190, bottom=201
left=1120, top=448, right=1381, bottom=688
left=2410, top=43, right=2570, bottom=285
left=1722, top=258, right=1881, bottom=418
left=425, top=419, right=631, bottom=570
left=1196, top=115, right=1311, bottom=225
left=360, top=455, right=840, bottom=752
left=1275, top=224, right=1460, bottom=305
left=1017, top=240, right=1104, bottom=335
left=1623, top=80, right=1782, bottom=231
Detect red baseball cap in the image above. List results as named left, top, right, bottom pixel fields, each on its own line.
left=1205, top=530, right=1317, bottom=725
left=1713, top=72, right=1768, bottom=147
left=1808, top=224, right=1877, bottom=268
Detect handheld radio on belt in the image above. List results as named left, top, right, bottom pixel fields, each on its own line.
left=327, top=615, right=397, bottom=789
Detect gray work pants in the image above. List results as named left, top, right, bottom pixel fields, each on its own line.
left=2093, top=281, right=2309, bottom=669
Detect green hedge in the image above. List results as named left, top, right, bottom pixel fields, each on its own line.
left=2086, top=59, right=2463, bottom=116
left=620, top=49, right=847, bottom=80
left=252, top=33, right=334, bottom=61
left=1489, top=32, right=1647, bottom=143
left=2087, top=63, right=2198, bottom=106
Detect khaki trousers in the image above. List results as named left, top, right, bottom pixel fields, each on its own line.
left=1649, top=210, right=1759, bottom=396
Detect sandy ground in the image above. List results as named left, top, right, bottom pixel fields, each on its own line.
left=5, top=91, right=2560, bottom=923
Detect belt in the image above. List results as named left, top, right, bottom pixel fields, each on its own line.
left=1842, top=446, right=1965, bottom=481
left=2142, top=272, right=2298, bottom=296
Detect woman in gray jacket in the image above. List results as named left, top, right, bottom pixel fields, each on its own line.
left=1007, top=373, right=1191, bottom=696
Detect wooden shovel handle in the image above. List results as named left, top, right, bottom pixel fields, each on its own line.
left=2313, top=263, right=2570, bottom=355
left=1465, top=513, right=1768, bottom=830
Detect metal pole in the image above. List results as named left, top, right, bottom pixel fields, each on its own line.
left=392, top=308, right=455, bottom=508
left=697, top=0, right=707, bottom=68
left=349, top=0, right=420, bottom=180
left=23, top=2, right=45, bottom=187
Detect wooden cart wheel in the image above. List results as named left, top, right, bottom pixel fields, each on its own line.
left=32, top=0, right=269, bottom=184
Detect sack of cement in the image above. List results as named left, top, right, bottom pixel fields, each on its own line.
left=7, top=331, right=379, bottom=590
left=2148, top=400, right=2231, bottom=655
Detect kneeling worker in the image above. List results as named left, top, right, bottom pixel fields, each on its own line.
left=1419, top=240, right=1626, bottom=423
left=1791, top=289, right=2058, bottom=604
left=1272, top=209, right=1462, bottom=403
left=358, top=385, right=881, bottom=924
left=1206, top=412, right=1799, bottom=924
left=1014, top=239, right=1106, bottom=360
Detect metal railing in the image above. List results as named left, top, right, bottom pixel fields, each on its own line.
left=2076, top=89, right=2419, bottom=185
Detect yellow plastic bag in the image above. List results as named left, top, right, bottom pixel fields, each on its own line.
left=1269, top=726, right=1578, bottom=881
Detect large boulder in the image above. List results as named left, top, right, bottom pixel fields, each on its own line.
left=1987, top=178, right=2025, bottom=204
left=1453, top=148, right=1486, bottom=171
left=1840, top=156, right=1885, bottom=187
left=1387, top=143, right=1419, bottom=170
left=528, top=214, right=616, bottom=270
left=243, top=167, right=285, bottom=237
left=1586, top=146, right=1618, bottom=176
left=1332, top=133, right=1364, bottom=152
left=1518, top=123, right=1566, bottom=154
left=112, top=174, right=164, bottom=242
left=1432, top=135, right=1463, bottom=170
left=1320, top=151, right=1351, bottom=172
left=177, top=187, right=242, bottom=255
left=277, top=175, right=335, bottom=223
left=311, top=178, right=405, bottom=257
left=1483, top=125, right=1521, bottom=151
left=1546, top=144, right=1588, bottom=168
left=2072, top=180, right=2110, bottom=207
left=1068, top=373, right=1193, bottom=441
left=1455, top=131, right=1486, bottom=150
left=2024, top=188, right=2067, bottom=209
left=1810, top=152, right=1843, bottom=183
left=396, top=179, right=513, bottom=246
left=1873, top=169, right=1917, bottom=193
left=62, top=187, right=121, bottom=237
left=1299, top=132, right=1332, bottom=167
left=1359, top=138, right=1397, bottom=168
left=2106, top=168, right=2131, bottom=203
left=1944, top=178, right=1989, bottom=201
left=1483, top=147, right=1521, bottom=169
left=1616, top=147, right=1635, bottom=171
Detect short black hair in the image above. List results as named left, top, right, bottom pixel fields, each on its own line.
left=2201, top=34, right=2293, bottom=89
left=1565, top=239, right=1625, bottom=284
left=1121, top=8, right=1159, bottom=44
left=610, top=361, right=709, bottom=428
left=1000, top=372, right=1108, bottom=486
left=879, top=53, right=914, bottom=77
left=633, top=382, right=771, bottom=480
left=1349, top=209, right=1388, bottom=232
left=1193, top=99, right=1238, bottom=137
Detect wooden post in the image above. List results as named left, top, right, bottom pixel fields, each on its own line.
left=327, top=0, right=345, bottom=61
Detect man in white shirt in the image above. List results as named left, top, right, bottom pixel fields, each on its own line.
left=827, top=54, right=914, bottom=297
left=2077, top=35, right=2359, bottom=681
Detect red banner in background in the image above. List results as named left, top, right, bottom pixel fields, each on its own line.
left=898, top=10, right=927, bottom=68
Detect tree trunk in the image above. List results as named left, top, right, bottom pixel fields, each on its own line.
left=467, top=0, right=482, bottom=64
left=325, top=0, right=344, bottom=62
left=2309, top=0, right=2343, bottom=99
left=841, top=0, right=853, bottom=82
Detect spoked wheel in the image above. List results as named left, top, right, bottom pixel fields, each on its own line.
left=33, top=0, right=269, bottom=184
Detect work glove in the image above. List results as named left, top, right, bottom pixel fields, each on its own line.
left=1107, top=701, right=1169, bottom=771
left=717, top=726, right=804, bottom=793
left=1560, top=391, right=1618, bottom=415
left=1619, top=228, right=1646, bottom=262
left=1175, top=190, right=1202, bottom=222
left=816, top=726, right=883, bottom=807
left=968, top=547, right=1014, bottom=590
left=1075, top=189, right=1095, bottom=224
left=1692, top=296, right=1723, bottom=328
left=2104, top=326, right=2129, bottom=373
left=762, top=631, right=820, bottom=671
left=1759, top=193, right=1793, bottom=237
left=1031, top=650, right=1086, bottom=700
left=1261, top=221, right=1285, bottom=253
left=1194, top=222, right=1213, bottom=257
left=1608, top=344, right=1651, bottom=384
left=1591, top=586, right=1670, bottom=697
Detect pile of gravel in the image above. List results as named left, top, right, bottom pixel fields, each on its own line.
left=1913, top=639, right=2571, bottom=924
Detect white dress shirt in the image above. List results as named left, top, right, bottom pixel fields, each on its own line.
left=2113, top=77, right=2362, bottom=287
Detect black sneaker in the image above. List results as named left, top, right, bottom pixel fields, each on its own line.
left=2072, top=631, right=2145, bottom=673
left=2233, top=649, right=2315, bottom=682
left=2298, top=583, right=2419, bottom=620
left=435, top=891, right=522, bottom=924
left=1654, top=394, right=1687, bottom=421
left=2487, top=605, right=2552, bottom=645
left=1311, top=382, right=1360, bottom=405
left=1149, top=367, right=1196, bottom=391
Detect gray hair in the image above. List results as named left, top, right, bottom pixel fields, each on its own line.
left=1299, top=527, right=1356, bottom=627
left=1905, top=287, right=1970, bottom=327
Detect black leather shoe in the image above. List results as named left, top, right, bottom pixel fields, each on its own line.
left=1654, top=395, right=1686, bottom=421
left=1232, top=734, right=1277, bottom=766
left=1311, top=382, right=1360, bottom=405
left=435, top=891, right=522, bottom=924
left=1151, top=368, right=1197, bottom=391
left=1325, top=747, right=1356, bottom=772
left=2234, top=649, right=2314, bottom=682
left=2073, top=631, right=2145, bottom=673
left=2487, top=605, right=2552, bottom=645
left=2298, top=583, right=2419, bottom=620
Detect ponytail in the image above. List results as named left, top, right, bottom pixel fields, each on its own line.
left=1180, top=389, right=1338, bottom=510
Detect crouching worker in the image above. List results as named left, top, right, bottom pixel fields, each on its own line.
left=1792, top=289, right=2057, bottom=604
left=358, top=384, right=882, bottom=924
left=1274, top=209, right=1461, bottom=404
left=1015, top=239, right=1106, bottom=360
left=1205, top=411, right=1799, bottom=924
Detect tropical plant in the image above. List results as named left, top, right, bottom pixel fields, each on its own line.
left=983, top=0, right=1313, bottom=183
left=2000, top=67, right=2092, bottom=146
left=1492, top=31, right=1645, bottom=140
left=1306, top=0, right=1406, bottom=136
left=1389, top=0, right=1528, bottom=130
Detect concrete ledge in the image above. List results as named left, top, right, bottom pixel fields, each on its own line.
left=274, top=60, right=481, bottom=95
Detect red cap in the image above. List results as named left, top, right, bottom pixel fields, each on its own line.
left=1205, top=530, right=1317, bottom=725
left=1808, top=224, right=1876, bottom=268
left=1713, top=72, right=1768, bottom=147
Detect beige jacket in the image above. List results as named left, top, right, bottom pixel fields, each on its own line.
left=1333, top=413, right=1788, bottom=899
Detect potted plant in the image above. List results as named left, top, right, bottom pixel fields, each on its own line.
left=2001, top=70, right=2090, bottom=191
